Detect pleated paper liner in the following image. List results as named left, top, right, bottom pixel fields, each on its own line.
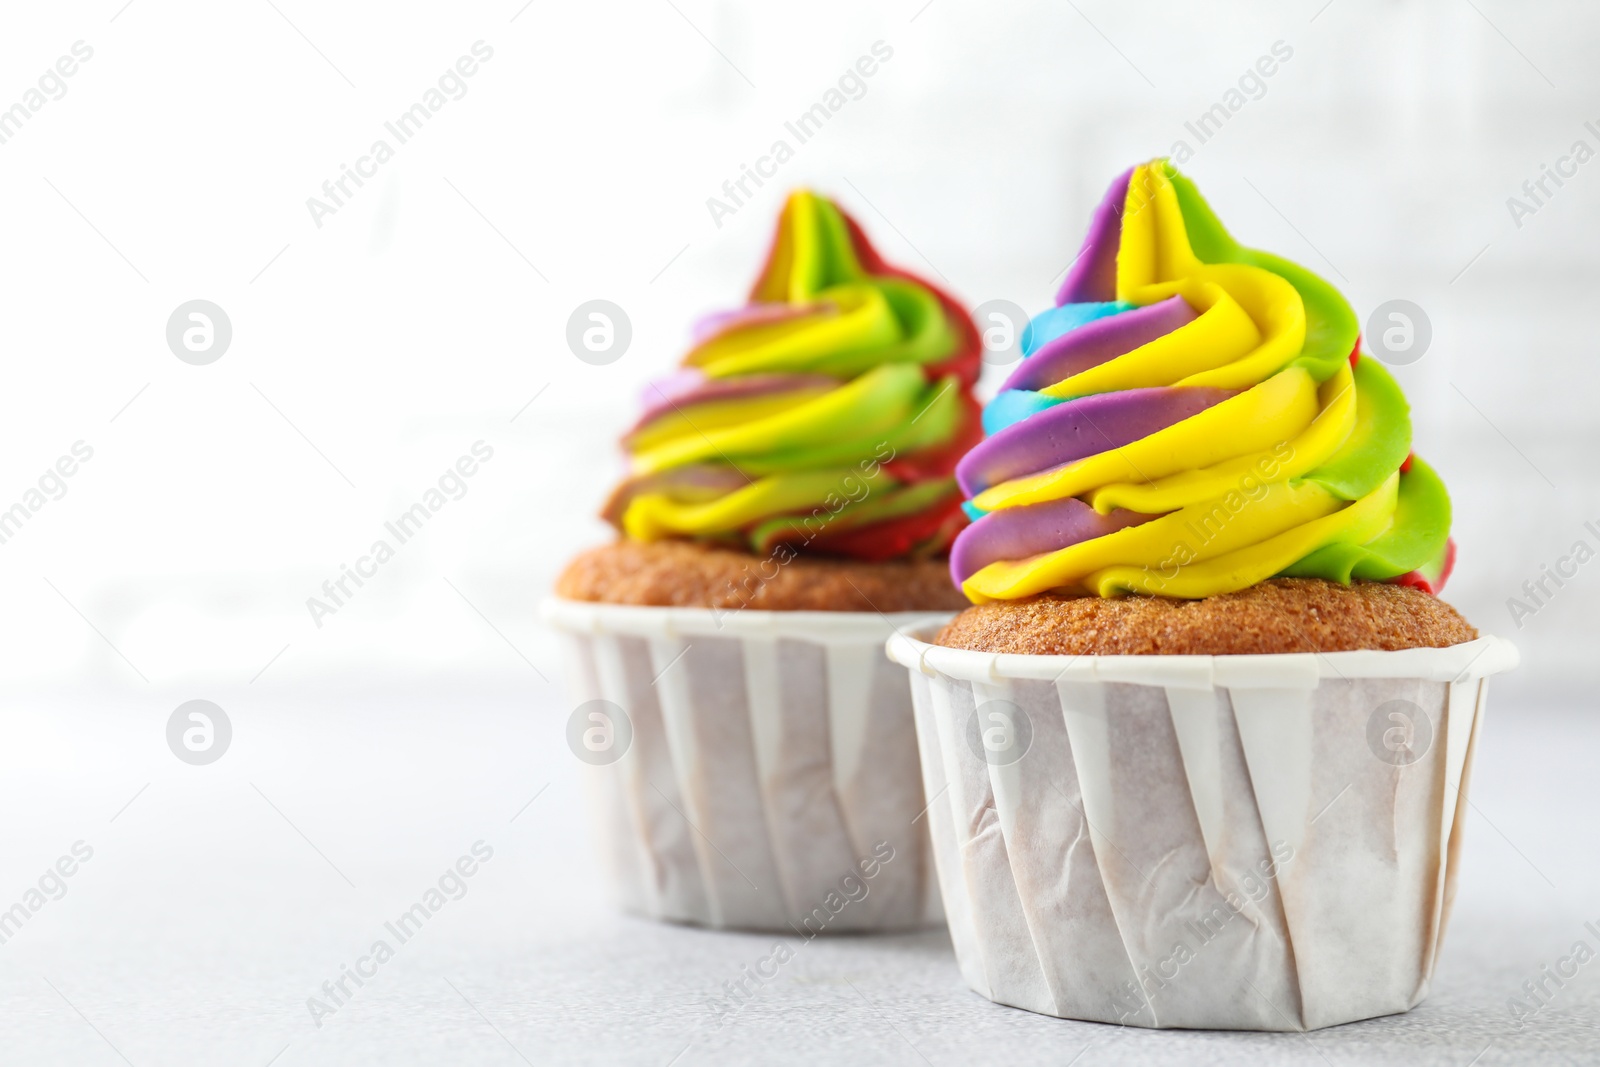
left=886, top=626, right=1518, bottom=1031
left=543, top=598, right=954, bottom=932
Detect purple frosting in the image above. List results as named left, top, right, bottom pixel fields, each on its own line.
left=950, top=496, right=1154, bottom=585
left=956, top=386, right=1237, bottom=498
left=1001, top=295, right=1197, bottom=394
left=953, top=167, right=1232, bottom=588
left=1056, top=167, right=1131, bottom=305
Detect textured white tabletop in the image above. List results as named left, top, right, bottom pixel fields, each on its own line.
left=0, top=676, right=1594, bottom=1066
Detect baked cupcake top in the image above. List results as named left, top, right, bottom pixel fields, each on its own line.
left=602, top=190, right=982, bottom=560
left=934, top=578, right=1477, bottom=656
left=950, top=160, right=1454, bottom=603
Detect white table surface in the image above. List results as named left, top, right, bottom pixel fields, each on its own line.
left=1, top=675, right=1595, bottom=1066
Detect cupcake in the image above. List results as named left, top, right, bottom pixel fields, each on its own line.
left=546, top=190, right=981, bottom=931
left=886, top=160, right=1517, bottom=1029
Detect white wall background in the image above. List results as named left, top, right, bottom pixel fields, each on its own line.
left=0, top=0, right=1595, bottom=697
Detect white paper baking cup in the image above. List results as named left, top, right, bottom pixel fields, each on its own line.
left=886, top=626, right=1518, bottom=1031
left=543, top=598, right=953, bottom=932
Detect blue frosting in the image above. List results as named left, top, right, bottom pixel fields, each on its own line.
left=981, top=300, right=1139, bottom=435
left=982, top=389, right=1062, bottom=435
left=1022, top=300, right=1136, bottom=354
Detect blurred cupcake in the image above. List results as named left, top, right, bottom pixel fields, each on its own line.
left=546, top=190, right=981, bottom=931
left=888, top=160, right=1517, bottom=1029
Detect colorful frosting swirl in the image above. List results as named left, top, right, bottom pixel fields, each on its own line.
left=603, top=190, right=981, bottom=560
left=951, top=160, right=1454, bottom=602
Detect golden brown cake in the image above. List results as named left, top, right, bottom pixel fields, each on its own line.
left=933, top=578, right=1477, bottom=656
left=557, top=540, right=970, bottom=613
